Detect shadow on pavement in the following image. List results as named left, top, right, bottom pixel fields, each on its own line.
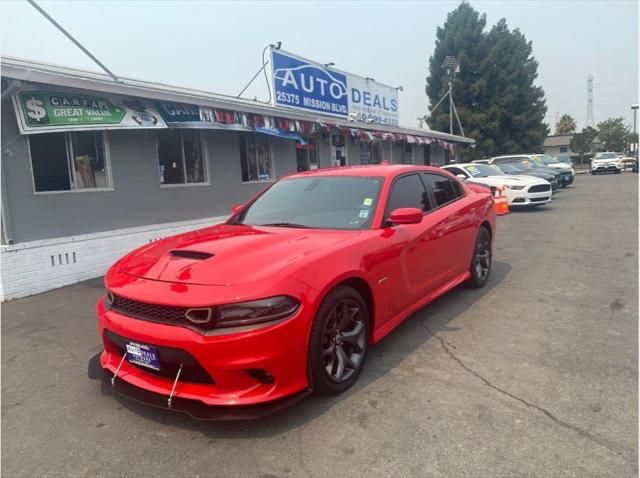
left=89, top=261, right=511, bottom=437
left=509, top=205, right=554, bottom=213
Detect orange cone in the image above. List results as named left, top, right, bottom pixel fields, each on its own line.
left=493, top=187, right=510, bottom=216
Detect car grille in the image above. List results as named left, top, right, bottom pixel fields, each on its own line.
left=530, top=196, right=550, bottom=202
left=528, top=184, right=551, bottom=193
left=104, top=330, right=214, bottom=384
left=111, top=294, right=187, bottom=322
left=109, top=294, right=215, bottom=331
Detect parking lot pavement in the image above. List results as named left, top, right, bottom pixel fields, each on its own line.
left=2, top=173, right=637, bottom=477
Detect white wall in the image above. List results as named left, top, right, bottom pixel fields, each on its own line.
left=0, top=215, right=226, bottom=300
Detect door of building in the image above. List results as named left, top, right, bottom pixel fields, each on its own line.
left=331, top=134, right=348, bottom=166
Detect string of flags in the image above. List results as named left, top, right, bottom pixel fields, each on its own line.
left=195, top=106, right=454, bottom=151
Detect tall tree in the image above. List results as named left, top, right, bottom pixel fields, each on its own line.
left=570, top=126, right=598, bottom=162
left=555, top=114, right=577, bottom=134
left=425, top=4, right=548, bottom=159
left=481, top=19, right=549, bottom=155
left=596, top=118, right=630, bottom=151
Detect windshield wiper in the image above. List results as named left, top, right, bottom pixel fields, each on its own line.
left=259, top=222, right=311, bottom=228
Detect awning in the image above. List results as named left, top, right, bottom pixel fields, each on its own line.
left=254, top=127, right=306, bottom=144
left=166, top=121, right=252, bottom=132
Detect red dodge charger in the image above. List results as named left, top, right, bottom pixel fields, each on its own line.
left=97, top=165, right=496, bottom=419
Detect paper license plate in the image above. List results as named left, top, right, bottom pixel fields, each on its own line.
left=125, top=341, right=160, bottom=371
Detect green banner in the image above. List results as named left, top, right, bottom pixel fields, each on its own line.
left=20, top=91, right=127, bottom=127
left=13, top=88, right=167, bottom=133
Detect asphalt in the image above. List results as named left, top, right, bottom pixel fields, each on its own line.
left=2, top=173, right=638, bottom=478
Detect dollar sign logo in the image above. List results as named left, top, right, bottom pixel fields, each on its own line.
left=25, top=97, right=47, bottom=122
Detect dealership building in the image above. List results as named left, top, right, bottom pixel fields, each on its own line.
left=0, top=54, right=473, bottom=300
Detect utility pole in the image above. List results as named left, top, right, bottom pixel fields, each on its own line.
left=448, top=79, right=453, bottom=134
left=632, top=104, right=639, bottom=164
left=425, top=57, right=464, bottom=136
left=441, top=56, right=460, bottom=135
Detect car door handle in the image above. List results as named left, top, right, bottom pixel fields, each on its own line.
left=433, top=226, right=446, bottom=238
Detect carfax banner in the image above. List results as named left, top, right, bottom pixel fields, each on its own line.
left=271, top=49, right=399, bottom=126
left=12, top=87, right=167, bottom=134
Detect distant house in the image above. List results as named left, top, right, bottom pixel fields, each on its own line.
left=544, top=134, right=601, bottom=158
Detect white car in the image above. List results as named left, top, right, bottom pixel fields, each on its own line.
left=530, top=154, right=575, bottom=175
left=491, top=154, right=574, bottom=186
left=443, top=163, right=552, bottom=207
left=591, top=152, right=622, bottom=174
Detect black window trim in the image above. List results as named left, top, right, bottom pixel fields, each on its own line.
left=420, top=171, right=466, bottom=212
left=382, top=172, right=429, bottom=224
left=156, top=129, right=209, bottom=187
left=443, top=166, right=469, bottom=179
left=27, top=130, right=113, bottom=195
left=382, top=171, right=467, bottom=227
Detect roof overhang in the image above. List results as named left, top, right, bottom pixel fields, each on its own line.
left=1, top=56, right=474, bottom=145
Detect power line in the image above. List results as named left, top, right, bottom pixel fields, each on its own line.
left=26, top=0, right=120, bottom=83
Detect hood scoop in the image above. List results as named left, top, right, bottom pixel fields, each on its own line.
left=170, top=250, right=213, bottom=260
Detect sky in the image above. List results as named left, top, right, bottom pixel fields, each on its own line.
left=1, top=0, right=638, bottom=133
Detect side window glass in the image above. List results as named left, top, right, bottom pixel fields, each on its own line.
left=445, top=167, right=465, bottom=177
left=385, top=174, right=430, bottom=217
left=422, top=173, right=462, bottom=207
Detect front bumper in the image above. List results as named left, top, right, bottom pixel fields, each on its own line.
left=507, top=190, right=551, bottom=206
left=97, top=293, right=312, bottom=412
left=560, top=173, right=574, bottom=186
left=592, top=163, right=621, bottom=173
left=102, top=373, right=310, bottom=420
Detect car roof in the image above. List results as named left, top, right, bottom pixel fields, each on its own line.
left=284, top=164, right=446, bottom=179
left=444, top=163, right=488, bottom=168
left=492, top=155, right=532, bottom=159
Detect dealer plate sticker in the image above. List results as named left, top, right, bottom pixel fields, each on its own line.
left=125, top=342, right=160, bottom=371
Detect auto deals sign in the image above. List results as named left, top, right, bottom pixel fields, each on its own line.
left=271, top=49, right=399, bottom=126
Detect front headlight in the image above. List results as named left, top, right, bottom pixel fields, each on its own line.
left=509, top=185, right=525, bottom=190
left=215, top=296, right=300, bottom=328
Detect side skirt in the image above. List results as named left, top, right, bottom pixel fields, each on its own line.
left=372, top=271, right=471, bottom=343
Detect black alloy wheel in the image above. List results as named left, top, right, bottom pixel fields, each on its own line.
left=465, top=227, right=492, bottom=288
left=309, top=285, right=369, bottom=395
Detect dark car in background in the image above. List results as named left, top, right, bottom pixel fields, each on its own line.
left=490, top=155, right=573, bottom=187
left=490, top=161, right=560, bottom=192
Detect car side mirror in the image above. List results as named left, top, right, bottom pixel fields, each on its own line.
left=388, top=208, right=423, bottom=225
left=230, top=204, right=244, bottom=214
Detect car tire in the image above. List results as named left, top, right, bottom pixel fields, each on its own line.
left=464, top=227, right=492, bottom=289
left=309, top=285, right=370, bottom=395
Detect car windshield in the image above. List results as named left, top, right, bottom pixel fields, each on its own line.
left=502, top=161, right=531, bottom=171
left=463, top=164, right=503, bottom=177
left=496, top=163, right=522, bottom=173
left=237, top=176, right=383, bottom=230
left=525, top=158, right=545, bottom=168
left=595, top=152, right=617, bottom=159
left=532, top=154, right=558, bottom=165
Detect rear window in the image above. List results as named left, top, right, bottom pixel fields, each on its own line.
left=422, top=173, right=462, bottom=207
